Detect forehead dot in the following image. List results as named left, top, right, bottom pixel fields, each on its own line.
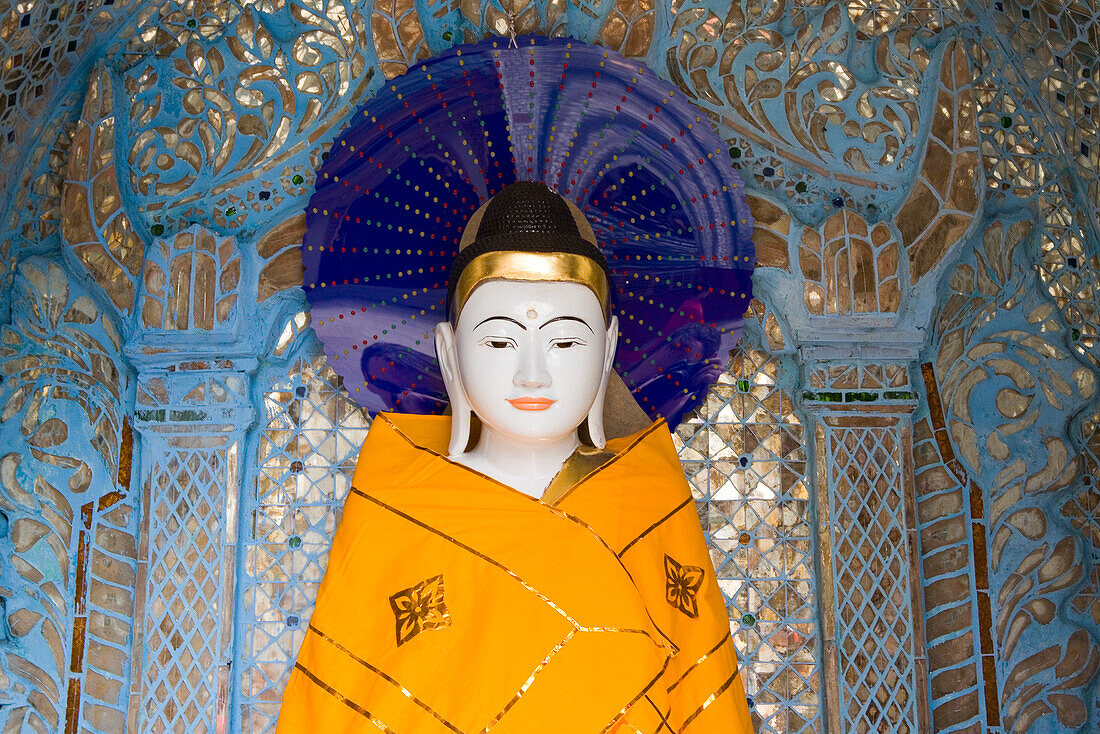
left=526, top=308, right=538, bottom=319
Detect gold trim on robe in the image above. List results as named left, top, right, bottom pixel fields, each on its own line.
left=277, top=413, right=755, bottom=733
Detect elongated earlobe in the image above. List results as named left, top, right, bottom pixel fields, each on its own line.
left=584, top=315, right=619, bottom=449
left=435, top=322, right=473, bottom=456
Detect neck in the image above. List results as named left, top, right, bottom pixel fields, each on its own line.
left=459, top=428, right=579, bottom=497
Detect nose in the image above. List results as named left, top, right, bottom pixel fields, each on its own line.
left=513, top=340, right=551, bottom=388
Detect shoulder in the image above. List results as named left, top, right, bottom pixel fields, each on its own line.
left=610, top=419, right=687, bottom=484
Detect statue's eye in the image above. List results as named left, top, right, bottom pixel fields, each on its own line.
left=485, top=339, right=513, bottom=349
left=552, top=339, right=583, bottom=350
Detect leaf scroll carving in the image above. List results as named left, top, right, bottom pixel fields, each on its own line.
left=935, top=218, right=1100, bottom=732
left=120, top=0, right=376, bottom=234
left=0, top=259, right=129, bottom=734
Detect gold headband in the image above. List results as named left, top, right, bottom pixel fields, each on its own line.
left=451, top=251, right=611, bottom=319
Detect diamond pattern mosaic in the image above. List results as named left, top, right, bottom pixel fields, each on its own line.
left=676, top=343, right=820, bottom=734
left=237, top=352, right=370, bottom=734
left=141, top=446, right=228, bottom=734
left=824, top=425, right=916, bottom=734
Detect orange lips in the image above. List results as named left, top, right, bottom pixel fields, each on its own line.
left=507, top=397, right=556, bottom=411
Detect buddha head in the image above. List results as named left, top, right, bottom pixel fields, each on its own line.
left=434, top=182, right=619, bottom=456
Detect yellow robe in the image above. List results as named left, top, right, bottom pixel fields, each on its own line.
left=278, top=413, right=754, bottom=733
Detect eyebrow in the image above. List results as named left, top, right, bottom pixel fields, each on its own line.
left=473, top=316, right=527, bottom=330
left=539, top=315, right=593, bottom=333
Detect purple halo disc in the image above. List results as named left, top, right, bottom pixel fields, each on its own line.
left=302, top=35, right=755, bottom=427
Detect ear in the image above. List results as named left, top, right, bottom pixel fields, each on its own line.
left=435, top=321, right=472, bottom=456
left=584, top=314, right=619, bottom=449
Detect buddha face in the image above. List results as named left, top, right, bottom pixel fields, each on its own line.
left=438, top=280, right=617, bottom=446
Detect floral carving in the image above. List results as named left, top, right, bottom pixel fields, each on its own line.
left=596, top=0, right=656, bottom=58
left=935, top=217, right=1100, bottom=732
left=62, top=64, right=145, bottom=315
left=373, top=0, right=429, bottom=78
left=667, top=3, right=932, bottom=194
left=897, top=39, right=980, bottom=283
left=0, top=259, right=128, bottom=734
left=120, top=0, right=375, bottom=233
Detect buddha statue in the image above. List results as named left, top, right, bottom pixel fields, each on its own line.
left=278, top=182, right=755, bottom=733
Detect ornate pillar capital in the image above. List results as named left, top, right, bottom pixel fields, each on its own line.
left=799, top=356, right=920, bottom=415
left=130, top=358, right=257, bottom=440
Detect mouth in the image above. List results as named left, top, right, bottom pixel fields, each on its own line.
left=506, top=397, right=557, bottom=411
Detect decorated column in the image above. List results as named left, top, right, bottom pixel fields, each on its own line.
left=801, top=346, right=931, bottom=734
left=125, top=225, right=255, bottom=733
left=128, top=361, right=254, bottom=733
